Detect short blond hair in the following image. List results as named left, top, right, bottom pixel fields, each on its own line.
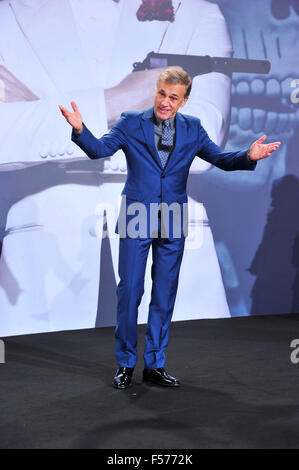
left=157, top=66, right=192, bottom=98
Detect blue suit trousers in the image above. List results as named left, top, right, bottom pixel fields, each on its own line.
left=115, top=235, right=185, bottom=369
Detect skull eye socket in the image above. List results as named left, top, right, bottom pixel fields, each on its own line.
left=271, top=0, right=290, bottom=19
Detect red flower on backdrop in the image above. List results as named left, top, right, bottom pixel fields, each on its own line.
left=136, top=0, right=175, bottom=22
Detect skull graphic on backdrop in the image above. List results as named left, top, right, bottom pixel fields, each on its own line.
left=196, top=0, right=299, bottom=315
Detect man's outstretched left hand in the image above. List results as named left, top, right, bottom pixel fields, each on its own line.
left=248, top=134, right=281, bottom=161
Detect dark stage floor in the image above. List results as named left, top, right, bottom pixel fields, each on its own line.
left=1, top=314, right=299, bottom=449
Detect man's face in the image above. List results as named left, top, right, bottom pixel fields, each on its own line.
left=154, top=80, right=188, bottom=120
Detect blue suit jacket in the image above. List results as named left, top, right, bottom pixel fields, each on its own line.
left=72, top=107, right=256, bottom=238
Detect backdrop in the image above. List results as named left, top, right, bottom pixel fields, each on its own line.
left=0, top=0, right=298, bottom=337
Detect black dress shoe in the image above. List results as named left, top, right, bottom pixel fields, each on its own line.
left=143, top=368, right=180, bottom=387
left=112, top=367, right=134, bottom=389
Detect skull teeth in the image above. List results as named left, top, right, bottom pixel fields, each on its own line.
left=230, top=105, right=298, bottom=135
left=230, top=75, right=298, bottom=135
left=232, top=75, right=296, bottom=100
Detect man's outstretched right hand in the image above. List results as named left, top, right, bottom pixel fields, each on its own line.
left=58, top=101, right=83, bottom=135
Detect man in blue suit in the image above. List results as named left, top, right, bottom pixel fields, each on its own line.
left=59, top=67, right=280, bottom=389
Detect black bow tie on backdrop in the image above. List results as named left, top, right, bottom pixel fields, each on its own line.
left=112, top=0, right=175, bottom=22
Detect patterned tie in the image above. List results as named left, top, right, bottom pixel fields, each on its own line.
left=158, top=119, right=173, bottom=168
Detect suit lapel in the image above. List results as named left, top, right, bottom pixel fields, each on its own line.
left=141, top=107, right=163, bottom=170
left=164, top=112, right=188, bottom=173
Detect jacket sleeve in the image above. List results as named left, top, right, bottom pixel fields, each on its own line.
left=197, top=122, right=256, bottom=172
left=71, top=112, right=128, bottom=160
